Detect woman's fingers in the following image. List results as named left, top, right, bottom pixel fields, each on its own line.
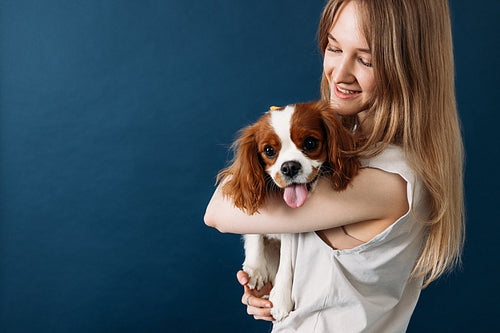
left=237, top=270, right=275, bottom=321
left=248, top=307, right=275, bottom=321
left=237, top=270, right=249, bottom=286
left=245, top=293, right=274, bottom=321
left=241, top=283, right=273, bottom=306
left=241, top=285, right=275, bottom=321
left=242, top=289, right=272, bottom=308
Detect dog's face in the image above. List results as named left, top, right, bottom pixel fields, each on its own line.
left=255, top=104, right=329, bottom=208
left=218, top=101, right=359, bottom=214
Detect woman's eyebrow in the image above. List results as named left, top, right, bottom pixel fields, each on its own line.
left=327, top=33, right=371, bottom=54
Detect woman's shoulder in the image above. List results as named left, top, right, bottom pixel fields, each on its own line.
left=358, top=143, right=428, bottom=221
left=360, top=144, right=415, bottom=185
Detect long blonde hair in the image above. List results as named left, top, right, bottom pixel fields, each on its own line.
left=318, top=0, right=465, bottom=288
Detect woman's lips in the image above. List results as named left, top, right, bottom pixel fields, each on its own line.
left=334, top=84, right=361, bottom=99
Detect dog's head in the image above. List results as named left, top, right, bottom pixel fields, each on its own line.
left=218, top=101, right=359, bottom=215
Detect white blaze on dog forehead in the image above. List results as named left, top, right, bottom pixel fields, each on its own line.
left=267, top=105, right=322, bottom=184
left=269, top=105, right=294, bottom=146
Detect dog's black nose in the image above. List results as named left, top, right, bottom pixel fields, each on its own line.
left=281, top=161, right=301, bottom=178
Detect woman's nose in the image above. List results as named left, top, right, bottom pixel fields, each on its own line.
left=333, top=58, right=355, bottom=84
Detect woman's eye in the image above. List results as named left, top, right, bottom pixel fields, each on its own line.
left=303, top=137, right=319, bottom=152
left=359, top=58, right=372, bottom=67
left=327, top=47, right=341, bottom=53
left=264, top=146, right=276, bottom=158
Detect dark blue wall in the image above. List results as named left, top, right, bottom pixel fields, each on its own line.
left=0, top=1, right=497, bottom=332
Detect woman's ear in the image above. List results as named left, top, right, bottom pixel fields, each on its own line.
left=216, top=125, right=267, bottom=215
left=321, top=107, right=360, bottom=190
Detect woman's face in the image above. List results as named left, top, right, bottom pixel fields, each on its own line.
left=323, top=1, right=375, bottom=121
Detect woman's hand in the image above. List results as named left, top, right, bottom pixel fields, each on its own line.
left=237, top=270, right=275, bottom=321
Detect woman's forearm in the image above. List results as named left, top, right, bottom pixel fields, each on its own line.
left=203, top=181, right=341, bottom=234
left=204, top=184, right=287, bottom=234
left=204, top=168, right=407, bottom=235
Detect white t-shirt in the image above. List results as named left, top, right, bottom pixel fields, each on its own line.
left=272, top=145, right=428, bottom=333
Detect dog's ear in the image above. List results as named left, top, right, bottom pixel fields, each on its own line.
left=216, top=124, right=267, bottom=215
left=320, top=106, right=360, bottom=190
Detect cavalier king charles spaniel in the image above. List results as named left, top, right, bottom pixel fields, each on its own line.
left=217, top=101, right=359, bottom=321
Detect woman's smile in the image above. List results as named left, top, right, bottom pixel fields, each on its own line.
left=334, top=84, right=362, bottom=99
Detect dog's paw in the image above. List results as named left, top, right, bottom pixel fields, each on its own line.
left=269, top=289, right=294, bottom=322
left=243, top=266, right=268, bottom=291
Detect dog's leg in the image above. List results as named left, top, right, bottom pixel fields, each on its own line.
left=263, top=236, right=280, bottom=287
left=243, top=234, right=269, bottom=290
left=269, top=233, right=294, bottom=321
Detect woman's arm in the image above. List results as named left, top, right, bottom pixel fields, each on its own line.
left=204, top=167, right=409, bottom=235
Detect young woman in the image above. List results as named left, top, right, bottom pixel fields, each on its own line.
left=204, top=0, right=464, bottom=331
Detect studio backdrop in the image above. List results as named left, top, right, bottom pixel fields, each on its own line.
left=0, top=0, right=498, bottom=332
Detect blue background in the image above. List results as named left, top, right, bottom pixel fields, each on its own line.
left=0, top=0, right=498, bottom=332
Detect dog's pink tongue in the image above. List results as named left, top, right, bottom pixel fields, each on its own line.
left=283, top=184, right=308, bottom=208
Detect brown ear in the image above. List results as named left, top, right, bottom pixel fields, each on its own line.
left=216, top=125, right=267, bottom=215
left=321, top=107, right=360, bottom=190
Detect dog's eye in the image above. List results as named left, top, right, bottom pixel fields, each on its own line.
left=303, top=137, right=319, bottom=152
left=264, top=146, right=276, bottom=158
